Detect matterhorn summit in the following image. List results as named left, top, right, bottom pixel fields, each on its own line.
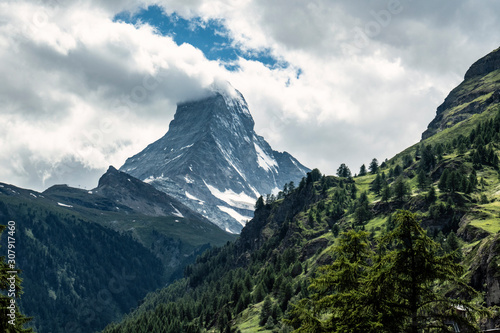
left=120, top=81, right=309, bottom=233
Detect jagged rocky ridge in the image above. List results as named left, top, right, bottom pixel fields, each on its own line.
left=92, top=166, right=212, bottom=222
left=422, top=47, right=500, bottom=139
left=120, top=83, right=310, bottom=233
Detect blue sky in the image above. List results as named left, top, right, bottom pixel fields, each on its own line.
left=114, top=5, right=284, bottom=70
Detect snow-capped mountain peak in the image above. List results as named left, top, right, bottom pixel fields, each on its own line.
left=120, top=83, right=309, bottom=233
left=208, top=80, right=250, bottom=114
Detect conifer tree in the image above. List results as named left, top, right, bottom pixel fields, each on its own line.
left=255, top=196, right=265, bottom=210
left=288, top=211, right=489, bottom=333
left=438, top=169, right=450, bottom=192
left=388, top=167, right=394, bottom=178
left=336, top=163, right=351, bottom=178
left=435, top=143, right=444, bottom=161
left=420, top=144, right=436, bottom=172
left=259, top=296, right=273, bottom=326
left=370, top=211, right=488, bottom=333
left=359, top=164, right=367, bottom=176
left=403, top=154, right=414, bottom=168
left=350, top=183, right=357, bottom=199
left=354, top=192, right=371, bottom=226
left=416, top=169, right=428, bottom=190
left=393, top=164, right=403, bottom=177
left=381, top=184, right=391, bottom=202
left=426, top=185, right=437, bottom=203
left=253, top=282, right=267, bottom=303
left=392, top=176, right=410, bottom=202
left=370, top=173, right=383, bottom=194
left=286, top=230, right=372, bottom=332
left=369, top=158, right=379, bottom=174
left=469, top=170, right=478, bottom=190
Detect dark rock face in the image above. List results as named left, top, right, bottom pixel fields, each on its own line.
left=93, top=166, right=211, bottom=222
left=422, top=47, right=500, bottom=140
left=469, top=235, right=500, bottom=307
left=120, top=83, right=309, bottom=233
left=464, top=47, right=500, bottom=80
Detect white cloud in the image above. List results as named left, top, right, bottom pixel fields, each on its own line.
left=0, top=1, right=226, bottom=190
left=0, top=0, right=499, bottom=191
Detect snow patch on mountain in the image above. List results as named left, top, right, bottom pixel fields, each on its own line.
left=217, top=206, right=252, bottom=226
left=205, top=182, right=256, bottom=211
left=254, top=142, right=278, bottom=172
left=144, top=174, right=168, bottom=184
left=215, top=139, right=247, bottom=181
left=185, top=191, right=204, bottom=204
left=170, top=204, right=184, bottom=218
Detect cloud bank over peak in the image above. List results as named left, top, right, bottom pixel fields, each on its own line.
left=1, top=0, right=499, bottom=191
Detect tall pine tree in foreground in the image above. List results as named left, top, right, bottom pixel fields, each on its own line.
left=287, top=210, right=489, bottom=333
left=371, top=210, right=488, bottom=333
left=287, top=229, right=372, bottom=332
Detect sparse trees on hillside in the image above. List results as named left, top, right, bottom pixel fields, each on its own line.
left=438, top=169, right=475, bottom=193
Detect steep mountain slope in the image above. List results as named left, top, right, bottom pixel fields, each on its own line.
left=92, top=166, right=212, bottom=222
left=120, top=83, right=310, bottom=233
left=101, top=159, right=498, bottom=332
left=0, top=183, right=165, bottom=333
left=102, top=46, right=500, bottom=332
left=101, top=172, right=345, bottom=333
left=422, top=47, right=500, bottom=140
left=0, top=169, right=236, bottom=332
left=41, top=169, right=236, bottom=271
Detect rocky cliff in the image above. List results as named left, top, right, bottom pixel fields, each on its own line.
left=422, top=47, right=500, bottom=140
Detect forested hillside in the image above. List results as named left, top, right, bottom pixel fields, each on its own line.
left=102, top=98, right=500, bottom=332
left=0, top=179, right=235, bottom=333
left=101, top=104, right=500, bottom=330
left=0, top=195, right=165, bottom=333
